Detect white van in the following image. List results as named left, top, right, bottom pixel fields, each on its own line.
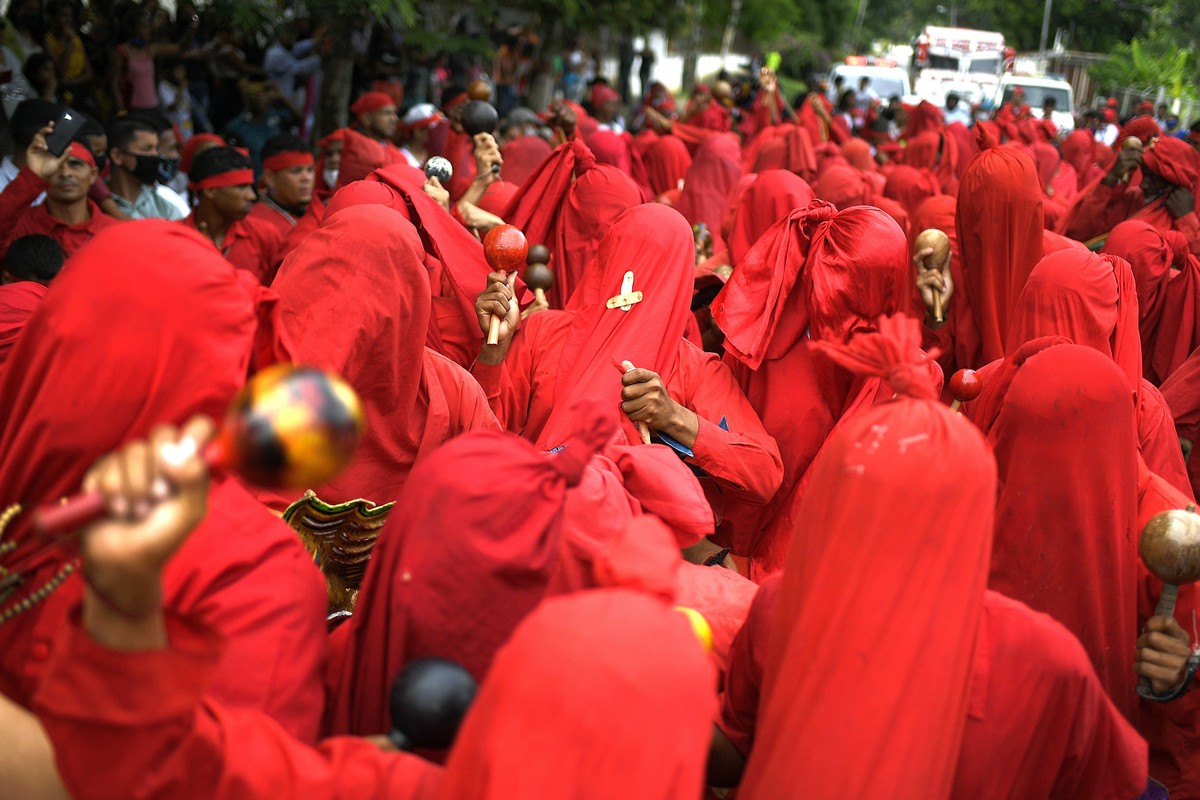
left=995, top=75, right=1075, bottom=133
left=829, top=57, right=913, bottom=104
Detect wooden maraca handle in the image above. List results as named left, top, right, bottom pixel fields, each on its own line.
left=487, top=314, right=502, bottom=346
left=932, top=290, right=943, bottom=323
left=33, top=439, right=225, bottom=536
left=533, top=288, right=547, bottom=306
left=1155, top=583, right=1180, bottom=619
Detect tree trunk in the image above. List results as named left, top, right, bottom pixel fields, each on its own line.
left=681, top=0, right=703, bottom=94
left=315, top=17, right=356, bottom=139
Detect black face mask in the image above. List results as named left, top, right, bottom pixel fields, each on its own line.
left=157, top=156, right=180, bottom=184
left=122, top=151, right=163, bottom=185
left=93, top=152, right=108, bottom=172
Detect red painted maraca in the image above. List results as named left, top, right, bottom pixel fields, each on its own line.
left=1137, top=504, right=1200, bottom=698
left=483, top=224, right=528, bottom=346
left=948, top=368, right=981, bottom=413
left=914, top=228, right=951, bottom=323
left=524, top=243, right=553, bottom=308
left=33, top=364, right=365, bottom=535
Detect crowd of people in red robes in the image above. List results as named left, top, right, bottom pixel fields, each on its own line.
left=4, top=15, right=1200, bottom=799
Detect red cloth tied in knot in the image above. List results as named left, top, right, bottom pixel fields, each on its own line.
left=810, top=314, right=939, bottom=400
left=548, top=401, right=617, bottom=487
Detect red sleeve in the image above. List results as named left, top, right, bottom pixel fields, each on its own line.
left=715, top=575, right=781, bottom=755
left=1138, top=380, right=1195, bottom=499
left=425, top=350, right=502, bottom=435
left=34, top=613, right=442, bottom=800
left=1063, top=181, right=1134, bottom=242
left=0, top=169, right=48, bottom=260
left=470, top=311, right=564, bottom=436
left=672, top=342, right=784, bottom=506
left=1174, top=211, right=1200, bottom=258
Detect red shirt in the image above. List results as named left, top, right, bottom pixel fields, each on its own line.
left=0, top=168, right=121, bottom=261
left=183, top=213, right=286, bottom=285
left=246, top=195, right=325, bottom=260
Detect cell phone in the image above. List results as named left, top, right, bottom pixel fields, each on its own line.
left=43, top=108, right=86, bottom=158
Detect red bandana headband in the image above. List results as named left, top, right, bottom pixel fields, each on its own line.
left=262, top=151, right=314, bottom=171
left=190, top=169, right=255, bottom=190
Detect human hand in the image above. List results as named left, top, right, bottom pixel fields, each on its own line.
left=620, top=362, right=696, bottom=443
left=914, top=247, right=953, bottom=326
left=1136, top=615, right=1192, bottom=695
left=475, top=271, right=519, bottom=363
left=25, top=124, right=71, bottom=181
left=422, top=175, right=449, bottom=210
left=1166, top=186, right=1195, bottom=219
left=472, top=132, right=502, bottom=179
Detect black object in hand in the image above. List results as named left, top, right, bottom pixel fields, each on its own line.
left=388, top=658, right=477, bottom=751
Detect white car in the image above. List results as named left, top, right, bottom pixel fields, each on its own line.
left=995, top=75, right=1075, bottom=133
left=829, top=58, right=912, bottom=104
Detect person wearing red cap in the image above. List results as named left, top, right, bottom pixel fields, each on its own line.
left=681, top=84, right=732, bottom=132
left=179, top=132, right=225, bottom=186
left=246, top=133, right=323, bottom=258
left=351, top=90, right=400, bottom=148
left=0, top=135, right=120, bottom=261
left=1062, top=136, right=1200, bottom=255
left=184, top=146, right=285, bottom=285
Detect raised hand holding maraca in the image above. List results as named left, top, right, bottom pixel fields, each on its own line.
left=78, top=416, right=214, bottom=647
left=914, top=228, right=952, bottom=326
left=475, top=271, right=520, bottom=364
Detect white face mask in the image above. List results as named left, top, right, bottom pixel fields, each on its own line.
left=323, top=167, right=339, bottom=188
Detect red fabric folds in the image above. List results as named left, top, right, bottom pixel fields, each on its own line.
left=643, top=135, right=693, bottom=198
left=739, top=320, right=995, bottom=798
left=0, top=281, right=47, bottom=370
left=435, top=589, right=715, bottom=799
left=955, top=145, right=1044, bottom=367
left=328, top=416, right=611, bottom=738
left=675, top=134, right=744, bottom=252
left=503, top=138, right=643, bottom=307
left=987, top=345, right=1141, bottom=723
left=271, top=204, right=498, bottom=505
left=498, top=134, right=552, bottom=188
left=726, top=170, right=814, bottom=266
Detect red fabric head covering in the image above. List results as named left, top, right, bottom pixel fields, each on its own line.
left=987, top=345, right=1140, bottom=722
left=537, top=204, right=694, bottom=448
left=499, top=134, right=552, bottom=188
left=336, top=128, right=406, bottom=188
left=504, top=139, right=643, bottom=307
left=955, top=145, right=1044, bottom=366
left=1142, top=136, right=1200, bottom=189
left=1029, top=141, right=1061, bottom=194
left=909, top=193, right=962, bottom=319
left=811, top=162, right=872, bottom=207
left=590, top=83, right=619, bottom=109
left=740, top=318, right=994, bottom=798
left=325, top=164, right=498, bottom=366
left=0, top=220, right=289, bottom=623
left=882, top=164, right=941, bottom=218
left=727, top=170, right=815, bottom=266
left=351, top=91, right=396, bottom=116
left=1160, top=348, right=1200, bottom=499
left=748, top=126, right=818, bottom=181
left=329, top=413, right=613, bottom=737
left=841, top=138, right=874, bottom=172
left=643, top=135, right=693, bottom=197
left=905, top=131, right=959, bottom=194
left=271, top=204, right=453, bottom=504
left=902, top=99, right=945, bottom=139
left=1122, top=115, right=1162, bottom=144
left=945, top=121, right=978, bottom=178
left=1104, top=219, right=1200, bottom=384
left=1061, top=129, right=1097, bottom=190
left=674, top=133, right=744, bottom=250
left=1006, top=249, right=1141, bottom=395
left=0, top=281, right=48, bottom=369
left=584, top=128, right=654, bottom=197
left=714, top=200, right=910, bottom=371
left=181, top=133, right=226, bottom=174
left=435, top=589, right=715, bottom=799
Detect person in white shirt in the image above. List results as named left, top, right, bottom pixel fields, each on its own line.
left=944, top=93, right=972, bottom=127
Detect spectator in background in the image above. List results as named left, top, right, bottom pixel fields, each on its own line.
left=113, top=9, right=197, bottom=116
left=398, top=103, right=443, bottom=169
left=224, top=82, right=290, bottom=176
left=21, top=52, right=56, bottom=102
left=944, top=92, right=971, bottom=126
left=494, top=35, right=517, bottom=117
left=159, top=57, right=197, bottom=141
left=0, top=98, right=59, bottom=194
left=43, top=0, right=92, bottom=106
left=3, top=0, right=43, bottom=64
left=106, top=116, right=184, bottom=220
left=132, top=111, right=189, bottom=209
left=1156, top=103, right=1171, bottom=130
left=1, top=20, right=37, bottom=119
left=638, top=42, right=655, bottom=101
left=206, top=23, right=267, bottom=132
left=263, top=24, right=321, bottom=113
left=1, top=234, right=63, bottom=285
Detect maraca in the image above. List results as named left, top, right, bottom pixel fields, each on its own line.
left=33, top=365, right=365, bottom=535
left=483, top=224, right=529, bottom=346
left=1119, top=136, right=1144, bottom=183
left=948, top=368, right=981, bottom=413
left=914, top=228, right=951, bottom=323
left=389, top=658, right=477, bottom=751
left=461, top=100, right=501, bottom=175
left=424, top=156, right=452, bottom=184
left=525, top=244, right=553, bottom=308
left=1137, top=504, right=1200, bottom=698
left=467, top=79, right=492, bottom=102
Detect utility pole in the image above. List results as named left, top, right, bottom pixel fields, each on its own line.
left=852, top=0, right=868, bottom=52
left=1039, top=0, right=1052, bottom=53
